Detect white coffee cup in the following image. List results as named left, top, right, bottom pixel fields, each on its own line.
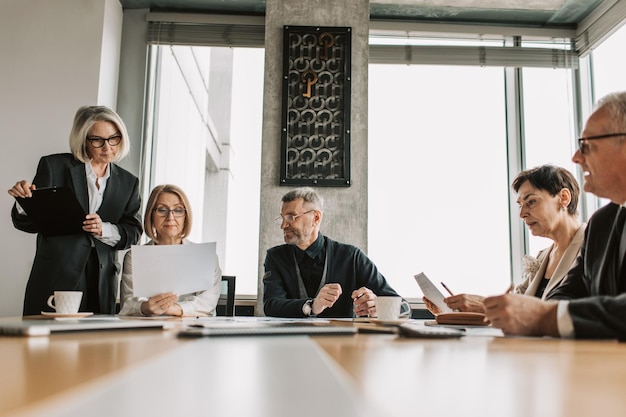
left=375, top=296, right=411, bottom=321
left=47, top=291, right=83, bottom=314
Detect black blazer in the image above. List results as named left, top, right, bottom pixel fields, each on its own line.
left=547, top=202, right=626, bottom=339
left=12, top=153, right=142, bottom=315
left=263, top=234, right=400, bottom=318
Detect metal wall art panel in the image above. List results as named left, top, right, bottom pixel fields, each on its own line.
left=280, top=25, right=351, bottom=187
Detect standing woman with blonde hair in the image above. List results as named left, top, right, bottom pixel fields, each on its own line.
left=8, top=105, right=143, bottom=315
left=119, top=184, right=221, bottom=317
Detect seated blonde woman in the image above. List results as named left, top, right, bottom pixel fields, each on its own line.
left=426, top=165, right=586, bottom=314
left=119, top=184, right=221, bottom=317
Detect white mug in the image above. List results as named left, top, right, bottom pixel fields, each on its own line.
left=47, top=291, right=83, bottom=314
left=375, top=296, right=411, bottom=321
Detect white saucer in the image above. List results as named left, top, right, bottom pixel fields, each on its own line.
left=41, top=312, right=94, bottom=318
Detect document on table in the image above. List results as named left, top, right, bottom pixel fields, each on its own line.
left=131, top=242, right=217, bottom=298
left=413, top=272, right=453, bottom=313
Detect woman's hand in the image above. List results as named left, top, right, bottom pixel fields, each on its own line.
left=8, top=180, right=35, bottom=198
left=422, top=297, right=441, bottom=314
left=83, top=213, right=103, bottom=236
left=444, top=294, right=486, bottom=313
left=423, top=294, right=486, bottom=314
left=140, top=292, right=182, bottom=316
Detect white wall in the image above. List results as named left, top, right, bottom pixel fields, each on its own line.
left=0, top=0, right=123, bottom=317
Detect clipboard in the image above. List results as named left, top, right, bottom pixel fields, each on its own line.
left=16, top=187, right=86, bottom=236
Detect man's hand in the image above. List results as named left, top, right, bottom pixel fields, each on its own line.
left=483, top=294, right=559, bottom=336
left=351, top=287, right=376, bottom=317
left=312, top=283, right=342, bottom=315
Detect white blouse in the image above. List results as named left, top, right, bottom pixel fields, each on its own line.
left=119, top=239, right=222, bottom=317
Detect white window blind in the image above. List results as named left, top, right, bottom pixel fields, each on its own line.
left=369, top=44, right=579, bottom=68
left=146, top=13, right=265, bottom=47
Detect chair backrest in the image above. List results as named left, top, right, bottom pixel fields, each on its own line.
left=216, top=275, right=236, bottom=316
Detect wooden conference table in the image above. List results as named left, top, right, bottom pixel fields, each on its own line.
left=1, top=317, right=626, bottom=417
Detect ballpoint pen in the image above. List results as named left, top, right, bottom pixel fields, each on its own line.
left=440, top=282, right=454, bottom=297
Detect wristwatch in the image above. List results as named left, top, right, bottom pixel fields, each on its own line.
left=302, top=299, right=314, bottom=317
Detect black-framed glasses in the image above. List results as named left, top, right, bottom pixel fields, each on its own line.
left=153, top=207, right=186, bottom=218
left=577, top=133, right=626, bottom=155
left=274, top=209, right=314, bottom=224
left=87, top=134, right=122, bottom=148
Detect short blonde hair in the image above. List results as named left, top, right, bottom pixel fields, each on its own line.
left=144, top=184, right=193, bottom=241
left=69, top=105, right=130, bottom=163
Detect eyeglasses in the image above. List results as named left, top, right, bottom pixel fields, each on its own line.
left=153, top=207, right=186, bottom=217
left=577, top=133, right=626, bottom=155
left=87, top=134, right=122, bottom=148
left=274, top=209, right=314, bottom=224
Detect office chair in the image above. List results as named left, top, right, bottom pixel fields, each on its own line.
left=216, top=275, right=236, bottom=316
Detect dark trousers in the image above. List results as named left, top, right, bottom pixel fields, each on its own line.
left=79, top=247, right=101, bottom=313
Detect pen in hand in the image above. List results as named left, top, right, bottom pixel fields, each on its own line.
left=441, top=282, right=454, bottom=297
left=483, top=283, right=515, bottom=324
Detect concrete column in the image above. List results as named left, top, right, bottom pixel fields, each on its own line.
left=258, top=0, right=370, bottom=312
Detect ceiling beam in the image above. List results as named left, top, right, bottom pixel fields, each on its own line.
left=575, top=0, right=626, bottom=56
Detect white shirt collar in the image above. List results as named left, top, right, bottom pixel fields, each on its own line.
left=85, top=161, right=111, bottom=180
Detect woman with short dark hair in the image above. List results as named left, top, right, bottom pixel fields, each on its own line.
left=425, top=164, right=585, bottom=313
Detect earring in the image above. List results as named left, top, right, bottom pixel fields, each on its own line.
left=561, top=206, right=566, bottom=211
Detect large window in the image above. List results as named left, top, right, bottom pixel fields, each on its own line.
left=522, top=67, right=578, bottom=256
left=368, top=37, right=581, bottom=300
left=144, top=45, right=264, bottom=296
left=368, top=64, right=510, bottom=299
left=590, top=23, right=626, bottom=99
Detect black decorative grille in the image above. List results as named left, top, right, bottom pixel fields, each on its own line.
left=280, top=26, right=351, bottom=187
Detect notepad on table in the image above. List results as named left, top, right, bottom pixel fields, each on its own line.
left=435, top=312, right=488, bottom=326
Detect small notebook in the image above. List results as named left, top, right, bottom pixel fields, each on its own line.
left=16, top=186, right=86, bottom=236
left=435, top=312, right=488, bottom=326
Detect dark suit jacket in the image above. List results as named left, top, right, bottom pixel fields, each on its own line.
left=12, top=153, right=142, bottom=315
left=263, top=234, right=400, bottom=318
left=547, top=202, right=626, bottom=339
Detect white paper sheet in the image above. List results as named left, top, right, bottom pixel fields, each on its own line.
left=131, top=242, right=217, bottom=298
left=413, top=272, right=453, bottom=313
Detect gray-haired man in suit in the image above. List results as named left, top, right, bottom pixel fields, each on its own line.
left=484, top=91, right=626, bottom=339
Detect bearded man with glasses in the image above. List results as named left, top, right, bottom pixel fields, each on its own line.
left=484, top=91, right=626, bottom=339
left=263, top=187, right=403, bottom=318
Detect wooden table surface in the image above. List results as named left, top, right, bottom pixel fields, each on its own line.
left=2, top=320, right=626, bottom=417
left=315, top=333, right=626, bottom=417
